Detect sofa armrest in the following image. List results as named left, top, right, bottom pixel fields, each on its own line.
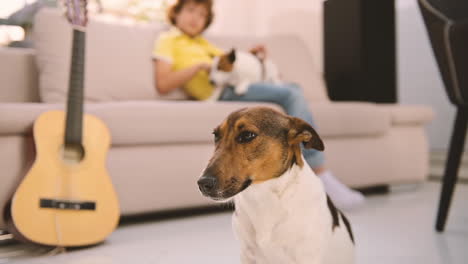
left=311, top=102, right=392, bottom=137
left=0, top=48, right=39, bottom=103
left=378, top=104, right=435, bottom=126
left=310, top=102, right=435, bottom=138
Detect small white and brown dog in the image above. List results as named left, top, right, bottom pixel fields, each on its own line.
left=208, top=49, right=282, bottom=101
left=198, top=107, right=355, bottom=264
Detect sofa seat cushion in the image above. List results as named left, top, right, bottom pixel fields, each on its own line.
left=0, top=101, right=395, bottom=145
left=379, top=104, right=435, bottom=125
left=0, top=102, right=278, bottom=145
left=86, top=101, right=283, bottom=146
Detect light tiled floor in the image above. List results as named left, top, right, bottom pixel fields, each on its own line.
left=2, top=182, right=468, bottom=264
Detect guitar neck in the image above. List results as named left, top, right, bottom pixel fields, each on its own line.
left=64, top=29, right=85, bottom=147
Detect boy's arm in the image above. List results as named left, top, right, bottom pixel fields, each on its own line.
left=154, top=60, right=210, bottom=95
left=153, top=33, right=206, bottom=94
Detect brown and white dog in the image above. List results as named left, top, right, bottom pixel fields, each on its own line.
left=208, top=49, right=282, bottom=101
left=197, top=107, right=355, bottom=264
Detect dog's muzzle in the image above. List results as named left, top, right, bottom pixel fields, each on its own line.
left=197, top=174, right=218, bottom=196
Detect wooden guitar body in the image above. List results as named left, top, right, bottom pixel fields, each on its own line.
left=11, top=110, right=120, bottom=246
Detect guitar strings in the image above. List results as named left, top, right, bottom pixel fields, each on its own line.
left=54, top=152, right=63, bottom=247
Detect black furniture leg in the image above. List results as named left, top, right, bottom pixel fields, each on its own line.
left=436, top=107, right=468, bottom=232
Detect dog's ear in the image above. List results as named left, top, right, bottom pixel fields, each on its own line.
left=287, top=117, right=324, bottom=151
left=228, top=49, right=236, bottom=63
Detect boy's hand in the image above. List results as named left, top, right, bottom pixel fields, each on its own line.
left=197, top=62, right=212, bottom=73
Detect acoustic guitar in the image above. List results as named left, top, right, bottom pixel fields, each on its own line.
left=8, top=0, right=120, bottom=247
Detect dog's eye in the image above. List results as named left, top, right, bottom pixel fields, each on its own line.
left=237, top=131, right=257, bottom=144
left=213, top=130, right=220, bottom=142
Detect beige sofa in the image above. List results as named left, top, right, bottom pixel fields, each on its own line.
left=0, top=9, right=434, bottom=229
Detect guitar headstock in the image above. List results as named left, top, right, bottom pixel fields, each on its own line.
left=63, top=0, right=88, bottom=29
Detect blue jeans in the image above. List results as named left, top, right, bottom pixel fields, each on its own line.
left=219, top=82, right=325, bottom=168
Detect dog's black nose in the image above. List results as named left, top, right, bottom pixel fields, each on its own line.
left=209, top=79, right=216, bottom=85
left=198, top=175, right=218, bottom=193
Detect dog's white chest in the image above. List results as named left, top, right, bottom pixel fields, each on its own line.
left=232, top=164, right=355, bottom=264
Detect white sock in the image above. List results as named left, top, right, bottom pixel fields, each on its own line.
left=318, top=170, right=365, bottom=210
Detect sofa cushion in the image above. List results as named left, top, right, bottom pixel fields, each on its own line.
left=0, top=101, right=393, bottom=145
left=34, top=8, right=188, bottom=103
left=86, top=101, right=283, bottom=146
left=0, top=102, right=279, bottom=145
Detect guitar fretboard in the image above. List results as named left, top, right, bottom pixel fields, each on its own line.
left=64, top=29, right=85, bottom=147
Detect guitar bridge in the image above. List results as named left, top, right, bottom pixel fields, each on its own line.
left=40, top=199, right=96, bottom=211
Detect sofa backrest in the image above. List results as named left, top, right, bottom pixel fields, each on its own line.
left=30, top=8, right=329, bottom=103
left=34, top=8, right=165, bottom=103
left=0, top=48, right=40, bottom=102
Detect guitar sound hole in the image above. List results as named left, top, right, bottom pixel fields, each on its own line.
left=61, top=144, right=85, bottom=164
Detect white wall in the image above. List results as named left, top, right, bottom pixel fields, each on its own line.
left=208, top=0, right=323, bottom=71
left=207, top=0, right=255, bottom=36
left=209, top=0, right=461, bottom=152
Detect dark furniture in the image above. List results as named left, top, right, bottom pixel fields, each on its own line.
left=324, top=0, right=397, bottom=103
left=418, top=0, right=468, bottom=232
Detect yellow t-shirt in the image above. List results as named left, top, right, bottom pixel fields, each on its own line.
left=152, top=28, right=223, bottom=100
